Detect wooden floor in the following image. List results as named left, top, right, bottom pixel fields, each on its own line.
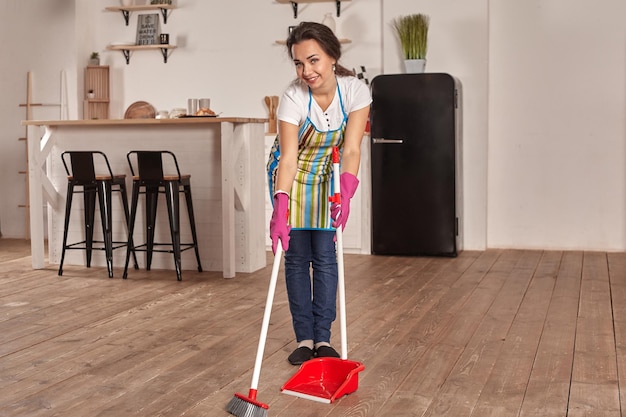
left=1, top=239, right=626, bottom=416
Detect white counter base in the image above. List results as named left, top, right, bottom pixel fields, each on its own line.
left=24, top=118, right=267, bottom=278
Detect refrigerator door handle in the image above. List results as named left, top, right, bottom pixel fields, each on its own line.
left=372, top=138, right=404, bottom=144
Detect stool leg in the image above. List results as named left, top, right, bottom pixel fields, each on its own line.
left=165, top=181, right=182, bottom=281
left=98, top=181, right=114, bottom=278
left=123, top=181, right=140, bottom=279
left=118, top=181, right=139, bottom=269
left=84, top=185, right=97, bottom=268
left=184, top=183, right=203, bottom=272
left=145, top=185, right=159, bottom=271
left=58, top=182, right=75, bottom=276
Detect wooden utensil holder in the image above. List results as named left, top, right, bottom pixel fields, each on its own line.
left=268, top=118, right=277, bottom=134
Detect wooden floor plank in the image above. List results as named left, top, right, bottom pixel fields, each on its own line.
left=1, top=240, right=626, bottom=416
left=368, top=250, right=500, bottom=416
left=471, top=250, right=562, bottom=417
left=569, top=252, right=620, bottom=416
left=419, top=250, right=543, bottom=417
left=609, top=252, right=626, bottom=416
left=519, top=251, right=583, bottom=417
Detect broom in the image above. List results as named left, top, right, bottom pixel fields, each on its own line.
left=227, top=241, right=284, bottom=417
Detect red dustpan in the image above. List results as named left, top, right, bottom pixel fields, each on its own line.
left=281, top=147, right=364, bottom=403
left=280, top=357, right=364, bottom=403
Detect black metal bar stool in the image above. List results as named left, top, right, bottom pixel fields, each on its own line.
left=123, top=150, right=203, bottom=281
left=59, top=151, right=138, bottom=278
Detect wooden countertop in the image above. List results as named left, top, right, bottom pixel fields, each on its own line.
left=22, top=117, right=268, bottom=127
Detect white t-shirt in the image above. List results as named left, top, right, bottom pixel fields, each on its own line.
left=277, top=75, right=372, bottom=132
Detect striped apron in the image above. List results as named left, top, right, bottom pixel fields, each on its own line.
left=267, top=84, right=348, bottom=230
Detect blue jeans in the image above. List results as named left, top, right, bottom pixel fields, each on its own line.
left=284, top=229, right=338, bottom=344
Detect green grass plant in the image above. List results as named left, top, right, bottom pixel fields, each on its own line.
left=393, top=14, right=429, bottom=60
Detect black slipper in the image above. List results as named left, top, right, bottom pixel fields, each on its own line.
left=315, top=345, right=340, bottom=358
left=288, top=346, right=314, bottom=365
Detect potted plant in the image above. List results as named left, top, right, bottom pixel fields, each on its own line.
left=89, top=52, right=100, bottom=66
left=393, top=13, right=429, bottom=73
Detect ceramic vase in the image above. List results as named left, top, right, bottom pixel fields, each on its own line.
left=322, top=13, right=336, bottom=34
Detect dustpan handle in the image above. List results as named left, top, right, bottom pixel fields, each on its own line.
left=331, top=147, right=348, bottom=360
left=250, top=242, right=283, bottom=391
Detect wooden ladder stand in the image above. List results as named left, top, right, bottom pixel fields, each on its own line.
left=18, top=71, right=64, bottom=239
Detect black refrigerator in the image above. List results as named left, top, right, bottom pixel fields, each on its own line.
left=370, top=73, right=461, bottom=257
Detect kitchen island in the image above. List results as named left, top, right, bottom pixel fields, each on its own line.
left=23, top=117, right=268, bottom=278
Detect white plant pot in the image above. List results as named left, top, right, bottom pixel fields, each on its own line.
left=404, top=59, right=426, bottom=73
left=120, top=0, right=133, bottom=7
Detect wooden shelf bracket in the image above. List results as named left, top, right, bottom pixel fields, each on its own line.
left=290, top=1, right=298, bottom=18
left=105, top=5, right=175, bottom=25
left=160, top=47, right=172, bottom=63
left=107, top=45, right=177, bottom=64
left=121, top=48, right=131, bottom=64
left=120, top=9, right=131, bottom=25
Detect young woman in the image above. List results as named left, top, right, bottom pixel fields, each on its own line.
left=267, top=22, right=371, bottom=365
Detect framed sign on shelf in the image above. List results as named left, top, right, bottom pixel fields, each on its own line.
left=136, top=13, right=160, bottom=45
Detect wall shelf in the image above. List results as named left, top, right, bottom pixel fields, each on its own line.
left=104, top=4, right=176, bottom=25
left=276, top=0, right=351, bottom=18
left=106, top=44, right=177, bottom=64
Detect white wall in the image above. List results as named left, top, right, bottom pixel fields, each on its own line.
left=0, top=0, right=78, bottom=238
left=488, top=0, right=626, bottom=251
left=2, top=0, right=626, bottom=252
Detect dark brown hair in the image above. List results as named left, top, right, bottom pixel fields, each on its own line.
left=286, top=22, right=354, bottom=77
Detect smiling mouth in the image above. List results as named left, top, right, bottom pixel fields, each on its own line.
left=304, top=75, right=319, bottom=83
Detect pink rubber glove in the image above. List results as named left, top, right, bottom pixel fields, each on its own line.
left=330, top=172, right=359, bottom=231
left=270, top=192, right=291, bottom=254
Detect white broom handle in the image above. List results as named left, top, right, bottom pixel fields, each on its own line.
left=251, top=242, right=283, bottom=390
left=332, top=160, right=348, bottom=360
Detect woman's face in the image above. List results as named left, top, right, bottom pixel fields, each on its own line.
left=291, top=39, right=336, bottom=91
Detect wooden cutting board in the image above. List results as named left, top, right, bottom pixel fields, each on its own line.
left=124, top=101, right=156, bottom=119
